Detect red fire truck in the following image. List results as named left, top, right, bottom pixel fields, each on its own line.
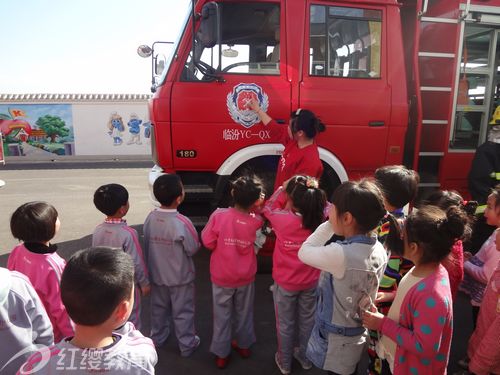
left=142, top=0, right=500, bottom=211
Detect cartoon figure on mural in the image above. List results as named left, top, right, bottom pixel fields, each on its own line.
left=143, top=121, right=151, bottom=141
left=127, top=113, right=142, bottom=145
left=108, top=112, right=124, bottom=146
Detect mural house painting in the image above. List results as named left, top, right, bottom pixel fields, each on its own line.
left=0, top=104, right=73, bottom=157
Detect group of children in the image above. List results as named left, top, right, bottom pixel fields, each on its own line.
left=1, top=163, right=499, bottom=375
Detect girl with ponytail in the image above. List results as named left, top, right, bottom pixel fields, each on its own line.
left=423, top=190, right=477, bottom=300
left=262, top=175, right=327, bottom=374
left=363, top=206, right=468, bottom=374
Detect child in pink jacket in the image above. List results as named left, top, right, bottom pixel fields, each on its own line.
left=263, top=175, right=327, bottom=374
left=467, top=257, right=500, bottom=375
left=7, top=201, right=73, bottom=342
left=201, top=176, right=265, bottom=369
left=461, top=185, right=500, bottom=326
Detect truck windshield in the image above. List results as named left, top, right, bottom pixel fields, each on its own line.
left=158, top=2, right=191, bottom=85
left=182, top=2, right=280, bottom=81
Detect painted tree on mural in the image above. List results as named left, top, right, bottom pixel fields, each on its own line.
left=36, top=115, right=69, bottom=143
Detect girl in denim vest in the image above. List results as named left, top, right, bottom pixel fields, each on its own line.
left=299, top=179, right=387, bottom=375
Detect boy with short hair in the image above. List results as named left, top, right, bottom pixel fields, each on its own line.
left=143, top=174, right=201, bottom=356
left=368, top=165, right=420, bottom=375
left=0, top=268, right=53, bottom=374
left=92, top=184, right=150, bottom=331
left=19, top=247, right=157, bottom=374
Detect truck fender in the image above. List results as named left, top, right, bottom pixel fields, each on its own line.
left=214, top=144, right=348, bottom=203
left=216, top=143, right=348, bottom=181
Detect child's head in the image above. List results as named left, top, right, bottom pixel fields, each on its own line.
left=329, top=179, right=386, bottom=235
left=423, top=189, right=476, bottom=240
left=93, top=184, right=129, bottom=217
left=153, top=174, right=184, bottom=207
left=285, top=175, right=327, bottom=231
left=404, top=206, right=467, bottom=265
left=374, top=165, right=419, bottom=210
left=289, top=109, right=325, bottom=139
left=231, top=175, right=264, bottom=210
left=10, top=201, right=59, bottom=243
left=61, top=247, right=134, bottom=328
left=485, top=184, right=500, bottom=227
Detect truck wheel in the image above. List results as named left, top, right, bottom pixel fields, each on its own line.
left=320, top=163, right=342, bottom=200
left=217, top=156, right=279, bottom=207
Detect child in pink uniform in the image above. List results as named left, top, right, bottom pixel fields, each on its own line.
left=92, top=183, right=150, bottom=331
left=7, top=201, right=73, bottom=343
left=461, top=184, right=500, bottom=328
left=201, top=176, right=265, bottom=369
left=19, top=247, right=157, bottom=374
left=363, top=206, right=468, bottom=374
left=263, top=175, right=327, bottom=374
left=467, top=258, right=500, bottom=375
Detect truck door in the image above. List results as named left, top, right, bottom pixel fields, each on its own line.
left=170, top=1, right=291, bottom=172
left=300, top=2, right=393, bottom=176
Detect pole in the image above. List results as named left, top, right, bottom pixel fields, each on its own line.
left=0, top=131, right=5, bottom=165
left=0, top=131, right=5, bottom=188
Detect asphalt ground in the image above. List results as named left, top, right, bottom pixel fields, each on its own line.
left=0, top=162, right=472, bottom=374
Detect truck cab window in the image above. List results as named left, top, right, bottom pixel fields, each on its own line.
left=451, top=26, right=498, bottom=150
left=309, top=5, right=381, bottom=78
left=182, top=2, right=280, bottom=81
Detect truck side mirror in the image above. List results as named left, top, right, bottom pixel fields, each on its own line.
left=198, top=2, right=220, bottom=48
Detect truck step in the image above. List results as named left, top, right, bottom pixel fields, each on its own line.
left=184, top=184, right=214, bottom=194
left=189, top=216, right=209, bottom=229
left=183, top=184, right=214, bottom=202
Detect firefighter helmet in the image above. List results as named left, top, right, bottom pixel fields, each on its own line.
left=489, top=105, right=500, bottom=125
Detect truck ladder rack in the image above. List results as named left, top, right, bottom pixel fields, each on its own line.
left=412, top=1, right=464, bottom=198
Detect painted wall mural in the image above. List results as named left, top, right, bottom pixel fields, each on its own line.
left=0, top=104, right=74, bottom=157
left=0, top=102, right=150, bottom=158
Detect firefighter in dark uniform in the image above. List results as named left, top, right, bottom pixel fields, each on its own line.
left=467, top=107, right=500, bottom=253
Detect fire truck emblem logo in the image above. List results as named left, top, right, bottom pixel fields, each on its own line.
left=227, top=83, right=269, bottom=128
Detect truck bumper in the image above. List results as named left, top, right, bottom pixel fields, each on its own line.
left=148, top=164, right=166, bottom=206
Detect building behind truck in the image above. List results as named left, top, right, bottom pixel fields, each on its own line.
left=144, top=0, right=500, bottom=214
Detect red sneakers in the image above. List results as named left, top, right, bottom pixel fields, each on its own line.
left=231, top=340, right=251, bottom=358
left=215, top=356, right=229, bottom=369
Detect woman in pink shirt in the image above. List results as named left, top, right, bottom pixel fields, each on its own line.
left=7, top=201, right=73, bottom=342
left=201, top=176, right=265, bottom=369
left=263, top=175, right=327, bottom=375
left=363, top=206, right=468, bottom=374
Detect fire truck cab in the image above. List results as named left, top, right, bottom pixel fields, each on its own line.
left=147, top=0, right=500, bottom=207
